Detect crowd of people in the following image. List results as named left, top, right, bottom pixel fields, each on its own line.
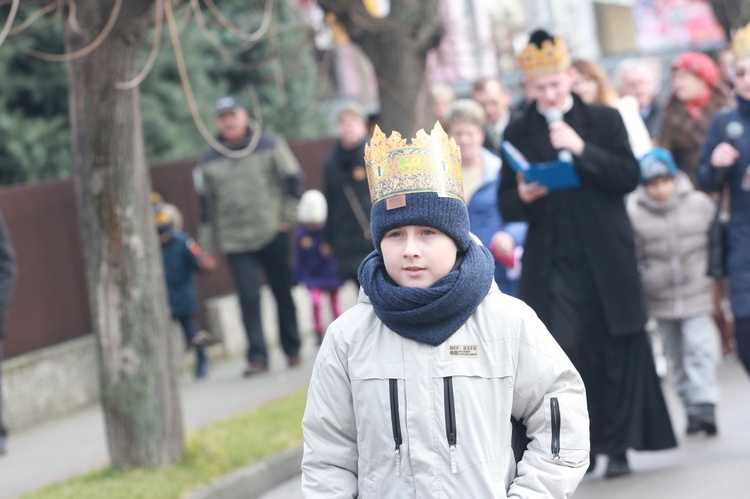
left=140, top=21, right=750, bottom=497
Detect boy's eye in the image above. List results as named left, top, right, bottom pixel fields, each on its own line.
left=421, top=229, right=435, bottom=236
left=386, top=230, right=403, bottom=238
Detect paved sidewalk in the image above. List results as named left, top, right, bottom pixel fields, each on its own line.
left=0, top=343, right=317, bottom=499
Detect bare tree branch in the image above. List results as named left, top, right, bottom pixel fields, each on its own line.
left=164, top=0, right=264, bottom=158
left=25, top=0, right=122, bottom=62
left=116, top=0, right=164, bottom=89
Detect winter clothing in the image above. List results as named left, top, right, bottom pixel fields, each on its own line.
left=294, top=226, right=342, bottom=292
left=628, top=171, right=716, bottom=319
left=499, top=95, right=677, bottom=457
left=297, top=190, right=327, bottom=225
left=160, top=231, right=209, bottom=378
left=198, top=129, right=302, bottom=367
left=499, top=96, right=648, bottom=337
left=357, top=241, right=494, bottom=347
left=696, top=101, right=750, bottom=320
left=627, top=170, right=720, bottom=424
left=302, top=283, right=589, bottom=498
left=323, top=139, right=373, bottom=283
left=161, top=232, right=202, bottom=317
left=671, top=52, right=721, bottom=89
left=661, top=82, right=732, bottom=187
left=200, top=132, right=303, bottom=254
left=697, top=97, right=750, bottom=374
left=466, top=148, right=528, bottom=296
left=370, top=192, right=472, bottom=253
left=639, top=147, right=678, bottom=183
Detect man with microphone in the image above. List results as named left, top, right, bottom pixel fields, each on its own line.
left=499, top=29, right=677, bottom=478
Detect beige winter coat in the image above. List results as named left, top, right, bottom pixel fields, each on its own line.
left=301, top=283, right=589, bottom=498
left=627, top=170, right=716, bottom=319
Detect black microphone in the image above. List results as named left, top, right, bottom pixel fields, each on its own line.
left=543, top=108, right=573, bottom=163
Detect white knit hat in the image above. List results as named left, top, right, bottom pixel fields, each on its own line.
left=297, top=189, right=328, bottom=224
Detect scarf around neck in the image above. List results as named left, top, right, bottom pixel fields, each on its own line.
left=358, top=241, right=495, bottom=346
left=683, top=87, right=713, bottom=121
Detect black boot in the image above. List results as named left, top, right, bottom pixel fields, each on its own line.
left=605, top=454, right=631, bottom=478
left=687, top=404, right=717, bottom=436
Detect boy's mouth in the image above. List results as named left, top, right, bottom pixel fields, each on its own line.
left=404, top=266, right=425, bottom=274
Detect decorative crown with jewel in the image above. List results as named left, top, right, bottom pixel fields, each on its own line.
left=518, top=33, right=571, bottom=79
left=364, top=122, right=465, bottom=205
left=732, top=22, right=750, bottom=57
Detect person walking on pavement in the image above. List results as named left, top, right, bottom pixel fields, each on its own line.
left=697, top=22, right=750, bottom=376
left=155, top=202, right=216, bottom=379
left=499, top=29, right=677, bottom=478
left=628, top=148, right=721, bottom=436
left=302, top=122, right=590, bottom=497
left=322, top=101, right=373, bottom=288
left=196, top=96, right=303, bottom=377
left=0, top=211, right=17, bottom=456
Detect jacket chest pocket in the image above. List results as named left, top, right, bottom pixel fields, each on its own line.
left=431, top=361, right=515, bottom=474
left=349, top=362, right=405, bottom=468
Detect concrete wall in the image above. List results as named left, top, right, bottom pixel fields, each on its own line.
left=2, top=282, right=359, bottom=433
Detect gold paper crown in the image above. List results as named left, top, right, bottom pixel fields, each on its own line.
left=364, top=122, right=464, bottom=205
left=518, top=36, right=571, bottom=79
left=732, top=22, right=750, bottom=57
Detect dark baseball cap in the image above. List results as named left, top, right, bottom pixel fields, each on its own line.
left=214, top=96, right=243, bottom=116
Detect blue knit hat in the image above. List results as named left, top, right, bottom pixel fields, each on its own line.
left=370, top=192, right=472, bottom=252
left=365, top=123, right=472, bottom=253
left=639, top=147, right=677, bottom=184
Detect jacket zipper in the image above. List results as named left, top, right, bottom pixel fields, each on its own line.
left=444, top=377, right=458, bottom=473
left=389, top=379, right=403, bottom=476
left=550, top=397, right=561, bottom=459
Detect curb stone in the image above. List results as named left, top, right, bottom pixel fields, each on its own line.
left=188, top=445, right=303, bottom=499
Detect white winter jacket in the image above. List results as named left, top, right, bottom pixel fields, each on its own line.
left=301, top=283, right=589, bottom=498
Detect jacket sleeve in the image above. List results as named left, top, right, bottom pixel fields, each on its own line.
left=508, top=304, right=589, bottom=498
left=274, top=138, right=304, bottom=227
left=696, top=113, right=725, bottom=192
left=574, top=109, right=641, bottom=195
left=301, top=336, right=359, bottom=498
left=200, top=167, right=219, bottom=253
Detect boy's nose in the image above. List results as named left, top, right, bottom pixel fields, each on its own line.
left=402, top=236, right=420, bottom=257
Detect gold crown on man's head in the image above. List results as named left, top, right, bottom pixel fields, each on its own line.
left=364, top=122, right=464, bottom=206
left=732, top=22, right=750, bottom=57
left=518, top=32, right=571, bottom=79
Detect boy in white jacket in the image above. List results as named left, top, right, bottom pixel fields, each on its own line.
left=301, top=123, right=590, bottom=498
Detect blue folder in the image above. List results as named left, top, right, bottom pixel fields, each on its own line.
left=502, top=141, right=580, bottom=191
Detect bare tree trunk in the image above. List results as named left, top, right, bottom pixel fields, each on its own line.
left=320, top=0, right=443, bottom=135
left=65, top=0, right=184, bottom=467
left=709, top=0, right=750, bottom=38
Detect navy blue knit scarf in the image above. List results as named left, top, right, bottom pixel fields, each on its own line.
left=358, top=242, right=495, bottom=346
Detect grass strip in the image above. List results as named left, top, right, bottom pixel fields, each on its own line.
left=22, top=388, right=308, bottom=499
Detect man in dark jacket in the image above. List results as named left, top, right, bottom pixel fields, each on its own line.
left=322, top=102, right=373, bottom=286
left=0, top=211, right=17, bottom=456
left=499, top=29, right=677, bottom=478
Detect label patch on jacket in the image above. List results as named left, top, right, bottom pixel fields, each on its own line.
left=449, top=345, right=478, bottom=358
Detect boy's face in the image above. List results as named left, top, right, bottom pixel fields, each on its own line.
left=645, top=176, right=676, bottom=202
left=380, top=225, right=458, bottom=288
